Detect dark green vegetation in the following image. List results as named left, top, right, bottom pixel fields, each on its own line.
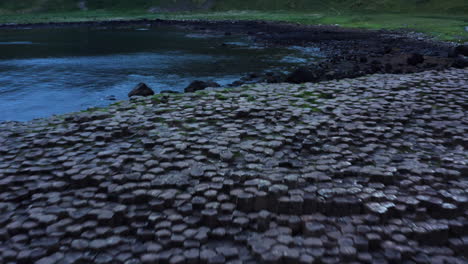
left=1, top=0, right=467, bottom=14
left=0, top=1, right=467, bottom=41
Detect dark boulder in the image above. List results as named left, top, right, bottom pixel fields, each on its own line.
left=128, top=83, right=155, bottom=97
left=286, top=67, right=319, bottom=84
left=452, top=57, right=468, bottom=69
left=454, top=45, right=468, bottom=57
left=264, top=72, right=285, bottom=83
left=249, top=73, right=260, bottom=79
left=407, top=53, right=424, bottom=66
left=383, top=46, right=393, bottom=54
left=160, top=90, right=180, bottom=94
left=184, top=80, right=220, bottom=93
left=230, top=81, right=244, bottom=87
left=384, top=63, right=393, bottom=72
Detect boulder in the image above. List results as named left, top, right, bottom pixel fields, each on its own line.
left=230, top=81, right=244, bottom=87
left=286, top=67, right=319, bottom=84
left=452, top=57, right=468, bottom=69
left=160, top=90, right=180, bottom=94
left=264, top=72, right=285, bottom=83
left=383, top=46, right=393, bottom=54
left=249, top=73, right=260, bottom=79
left=407, top=53, right=424, bottom=66
left=454, top=45, right=468, bottom=57
left=184, top=80, right=220, bottom=93
left=128, top=83, right=155, bottom=97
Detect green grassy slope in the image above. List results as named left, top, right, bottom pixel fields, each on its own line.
left=1, top=0, right=467, bottom=14
left=213, top=0, right=468, bottom=14
left=0, top=1, right=466, bottom=42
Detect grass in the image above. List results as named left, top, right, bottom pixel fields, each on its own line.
left=152, top=94, right=168, bottom=104
left=0, top=10, right=466, bottom=41
left=2, top=0, right=466, bottom=14
left=240, top=93, right=257, bottom=101
left=182, top=104, right=195, bottom=109
left=317, top=93, right=334, bottom=99
left=151, top=117, right=166, bottom=123
left=215, top=93, right=229, bottom=100
left=295, top=91, right=316, bottom=98
left=194, top=90, right=209, bottom=97
left=292, top=102, right=321, bottom=112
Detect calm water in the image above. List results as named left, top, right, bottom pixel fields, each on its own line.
left=0, top=26, right=321, bottom=121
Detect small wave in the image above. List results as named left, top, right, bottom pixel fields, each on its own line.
left=288, top=45, right=325, bottom=57
left=223, top=41, right=250, bottom=47
left=186, top=33, right=223, bottom=39
left=0, top=41, right=35, bottom=45
left=280, top=56, right=309, bottom=64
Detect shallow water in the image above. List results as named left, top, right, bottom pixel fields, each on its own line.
left=0, top=26, right=322, bottom=121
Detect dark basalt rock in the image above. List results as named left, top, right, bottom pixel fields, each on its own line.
left=286, top=66, right=320, bottom=84
left=454, top=45, right=468, bottom=57
left=128, top=83, right=155, bottom=97
left=264, top=72, right=285, bottom=83
left=105, top=95, right=116, bottom=101
left=160, top=90, right=180, bottom=94
left=184, top=80, right=220, bottom=93
left=407, top=53, right=425, bottom=66
left=229, top=80, right=244, bottom=87
left=452, top=57, right=468, bottom=69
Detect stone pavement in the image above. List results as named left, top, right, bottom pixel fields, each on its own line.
left=0, top=68, right=467, bottom=263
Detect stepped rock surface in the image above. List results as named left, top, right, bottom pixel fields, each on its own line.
left=0, top=68, right=467, bottom=263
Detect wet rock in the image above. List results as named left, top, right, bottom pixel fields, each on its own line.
left=407, top=53, right=424, bottom=66
left=452, top=57, right=468, bottom=69
left=286, top=66, right=319, bottom=83
left=184, top=80, right=220, bottom=93
left=304, top=222, right=325, bottom=236
left=230, top=80, right=245, bottom=87
left=128, top=83, right=155, bottom=97
left=105, top=95, right=116, bottom=101
left=264, top=72, right=285, bottom=83
left=160, top=90, right=180, bottom=94
left=0, top=67, right=467, bottom=263
left=454, top=45, right=468, bottom=57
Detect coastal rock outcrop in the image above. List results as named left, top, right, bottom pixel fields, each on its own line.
left=452, top=57, right=468, bottom=68
left=0, top=68, right=467, bottom=264
left=449, top=45, right=468, bottom=58
left=128, top=83, right=155, bottom=97
left=454, top=45, right=468, bottom=56
left=184, top=80, right=220, bottom=93
left=286, top=66, right=320, bottom=83
left=407, top=53, right=424, bottom=66
left=160, top=90, right=180, bottom=94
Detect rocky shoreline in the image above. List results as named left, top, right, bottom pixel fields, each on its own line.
left=0, top=68, right=467, bottom=263
left=1, top=19, right=467, bottom=90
